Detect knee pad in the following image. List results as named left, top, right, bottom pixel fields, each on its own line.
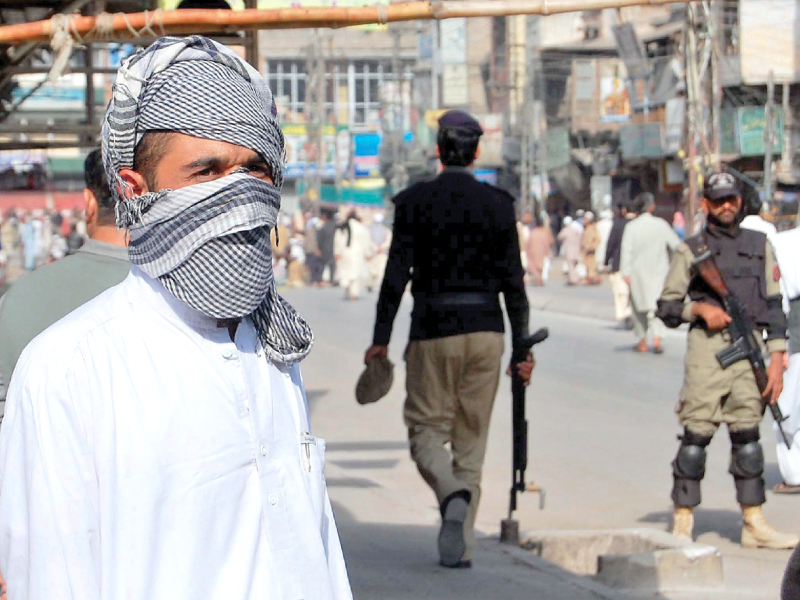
left=674, top=444, right=708, bottom=479
left=730, top=441, right=765, bottom=478
left=673, top=431, right=712, bottom=480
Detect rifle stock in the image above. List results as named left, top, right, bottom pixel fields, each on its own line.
left=692, top=249, right=729, bottom=298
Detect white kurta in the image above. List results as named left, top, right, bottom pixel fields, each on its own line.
left=772, top=228, right=800, bottom=484
left=620, top=212, right=681, bottom=312
left=741, top=215, right=777, bottom=245
left=595, top=216, right=613, bottom=270
left=334, top=219, right=373, bottom=294
left=0, top=267, right=352, bottom=600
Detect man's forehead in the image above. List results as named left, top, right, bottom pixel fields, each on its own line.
left=167, top=135, right=264, bottom=160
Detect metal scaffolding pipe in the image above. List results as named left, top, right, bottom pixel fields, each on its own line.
left=0, top=0, right=690, bottom=45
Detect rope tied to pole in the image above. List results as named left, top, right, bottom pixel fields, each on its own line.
left=92, top=12, right=116, bottom=39
left=138, top=10, right=167, bottom=38
left=47, top=10, right=167, bottom=82
left=376, top=3, right=389, bottom=24
left=48, top=14, right=76, bottom=82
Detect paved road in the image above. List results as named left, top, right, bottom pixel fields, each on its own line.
left=283, top=285, right=798, bottom=599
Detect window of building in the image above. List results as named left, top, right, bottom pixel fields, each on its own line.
left=265, top=58, right=409, bottom=128
left=265, top=60, right=307, bottom=119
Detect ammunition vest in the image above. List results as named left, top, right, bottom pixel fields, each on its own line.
left=685, top=227, right=770, bottom=328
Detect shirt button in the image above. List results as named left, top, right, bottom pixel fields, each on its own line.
left=260, top=444, right=267, bottom=456
left=222, top=349, right=235, bottom=360
left=269, top=494, right=277, bottom=505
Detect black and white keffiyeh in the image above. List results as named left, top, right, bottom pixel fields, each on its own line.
left=102, top=36, right=313, bottom=364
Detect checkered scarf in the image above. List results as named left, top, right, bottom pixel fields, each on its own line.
left=102, top=36, right=313, bottom=364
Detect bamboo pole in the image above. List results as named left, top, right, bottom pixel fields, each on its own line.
left=0, top=0, right=689, bottom=45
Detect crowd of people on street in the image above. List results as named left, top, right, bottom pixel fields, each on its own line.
left=0, top=200, right=395, bottom=301
left=270, top=206, right=392, bottom=299
left=0, top=208, right=87, bottom=286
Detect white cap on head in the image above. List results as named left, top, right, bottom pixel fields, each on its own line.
left=576, top=209, right=585, bottom=217
left=601, top=209, right=612, bottom=219
left=585, top=211, right=594, bottom=221
left=563, top=216, right=573, bottom=225
left=374, top=213, right=385, bottom=223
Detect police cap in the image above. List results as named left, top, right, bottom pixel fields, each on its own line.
left=438, top=110, right=484, bottom=136
left=703, top=171, right=740, bottom=201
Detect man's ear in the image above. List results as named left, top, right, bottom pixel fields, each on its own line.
left=84, top=188, right=98, bottom=227
left=700, top=197, right=710, bottom=214
left=118, top=168, right=150, bottom=197
left=474, top=144, right=481, bottom=162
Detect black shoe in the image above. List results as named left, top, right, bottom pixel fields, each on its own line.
left=438, top=519, right=466, bottom=567
left=440, top=559, right=472, bottom=569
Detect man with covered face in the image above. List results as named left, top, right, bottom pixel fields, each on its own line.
left=656, top=171, right=798, bottom=549
left=0, top=36, right=352, bottom=599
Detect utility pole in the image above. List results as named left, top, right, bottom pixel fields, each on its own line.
left=84, top=43, right=94, bottom=148
left=684, top=5, right=698, bottom=236
left=710, top=0, right=722, bottom=168
left=389, top=25, right=408, bottom=194
left=518, top=17, right=530, bottom=215
left=304, top=30, right=326, bottom=211
left=243, top=0, right=259, bottom=68
left=527, top=14, right=543, bottom=217
left=431, top=21, right=440, bottom=110
left=782, top=82, right=793, bottom=176
left=764, top=70, right=775, bottom=209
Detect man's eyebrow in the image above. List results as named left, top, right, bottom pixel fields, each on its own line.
left=182, top=156, right=225, bottom=171
left=243, top=156, right=269, bottom=167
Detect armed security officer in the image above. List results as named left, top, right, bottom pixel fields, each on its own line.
left=364, top=110, right=533, bottom=569
left=656, top=171, right=798, bottom=549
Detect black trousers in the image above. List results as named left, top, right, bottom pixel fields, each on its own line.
left=308, top=255, right=324, bottom=284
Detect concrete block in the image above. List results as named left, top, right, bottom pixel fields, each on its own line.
left=520, top=528, right=724, bottom=593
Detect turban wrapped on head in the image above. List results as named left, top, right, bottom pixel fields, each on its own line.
left=101, top=35, right=313, bottom=365
left=102, top=35, right=285, bottom=225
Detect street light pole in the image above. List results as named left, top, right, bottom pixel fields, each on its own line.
left=764, top=70, right=775, bottom=210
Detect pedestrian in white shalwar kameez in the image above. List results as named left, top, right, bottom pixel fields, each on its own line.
left=0, top=36, right=352, bottom=600
left=772, top=227, right=800, bottom=491
left=741, top=194, right=777, bottom=245
left=620, top=193, right=680, bottom=353
left=595, top=209, right=613, bottom=274
left=335, top=209, right=373, bottom=300
left=368, top=212, right=392, bottom=291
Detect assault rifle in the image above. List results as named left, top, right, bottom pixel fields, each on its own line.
left=500, top=327, right=549, bottom=544
left=691, top=246, right=792, bottom=449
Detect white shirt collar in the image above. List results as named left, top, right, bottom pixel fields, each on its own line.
left=127, top=265, right=220, bottom=332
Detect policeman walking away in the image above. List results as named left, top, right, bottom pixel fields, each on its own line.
left=656, top=171, right=798, bottom=549
left=364, top=110, right=534, bottom=568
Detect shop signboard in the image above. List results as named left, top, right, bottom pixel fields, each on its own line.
left=720, top=108, right=740, bottom=156
left=281, top=123, right=350, bottom=180
left=737, top=106, right=783, bottom=156
left=599, top=76, right=631, bottom=124
left=546, top=127, right=570, bottom=171
left=352, top=132, right=382, bottom=178
left=620, top=123, right=663, bottom=159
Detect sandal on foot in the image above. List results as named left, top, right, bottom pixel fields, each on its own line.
left=774, top=483, right=800, bottom=494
